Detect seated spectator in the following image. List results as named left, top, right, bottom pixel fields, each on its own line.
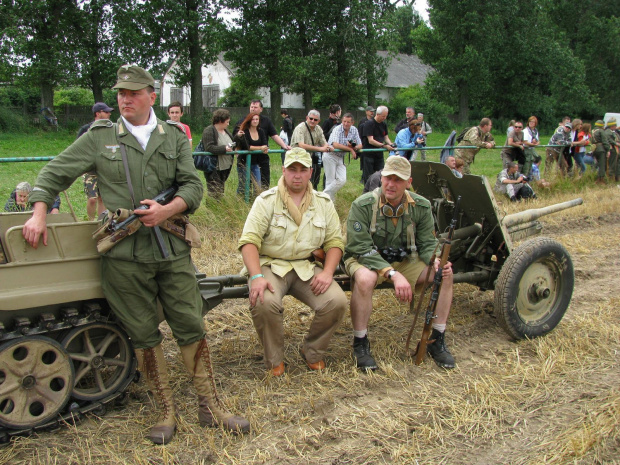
left=4, top=182, right=60, bottom=214
left=234, top=113, right=267, bottom=197
left=394, top=119, right=424, bottom=160
left=324, top=113, right=362, bottom=202
left=501, top=121, right=524, bottom=169
left=545, top=121, right=573, bottom=176
left=238, top=148, right=347, bottom=376
left=445, top=156, right=462, bottom=178
left=454, top=158, right=465, bottom=176
left=201, top=109, right=235, bottom=199
left=494, top=162, right=536, bottom=202
left=531, top=155, right=551, bottom=188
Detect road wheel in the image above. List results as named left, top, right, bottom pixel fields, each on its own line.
left=0, top=336, right=74, bottom=428
left=61, top=323, right=135, bottom=401
left=494, top=237, right=574, bottom=339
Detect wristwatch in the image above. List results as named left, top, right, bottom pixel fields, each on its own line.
left=387, top=269, right=396, bottom=280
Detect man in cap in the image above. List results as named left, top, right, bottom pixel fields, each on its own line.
left=22, top=64, right=249, bottom=444
left=545, top=120, right=574, bottom=176
left=344, top=156, right=455, bottom=370
left=77, top=102, right=114, bottom=220
left=591, top=120, right=611, bottom=184
left=238, top=147, right=347, bottom=377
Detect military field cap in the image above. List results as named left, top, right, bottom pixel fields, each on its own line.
left=365, top=105, right=376, bottom=112
left=283, top=147, right=312, bottom=168
left=381, top=156, right=412, bottom=181
left=607, top=117, right=617, bottom=127
left=16, top=181, right=32, bottom=193
left=113, top=64, right=155, bottom=90
left=92, top=102, right=114, bottom=113
left=564, top=122, right=572, bottom=129
left=595, top=120, right=605, bottom=127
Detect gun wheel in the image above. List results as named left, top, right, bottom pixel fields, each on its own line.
left=0, top=336, right=74, bottom=429
left=61, top=323, right=135, bottom=401
left=494, top=237, right=574, bottom=339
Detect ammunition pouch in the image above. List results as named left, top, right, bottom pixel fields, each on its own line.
left=159, top=213, right=202, bottom=248
left=92, top=208, right=141, bottom=254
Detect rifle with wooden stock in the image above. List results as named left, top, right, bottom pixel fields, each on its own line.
left=406, top=195, right=461, bottom=365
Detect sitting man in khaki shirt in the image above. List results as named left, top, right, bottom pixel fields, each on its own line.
left=238, top=147, right=347, bottom=376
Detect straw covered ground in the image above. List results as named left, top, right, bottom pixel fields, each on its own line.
left=3, top=186, right=620, bottom=465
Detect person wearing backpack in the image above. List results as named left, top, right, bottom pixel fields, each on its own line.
left=454, top=118, right=495, bottom=174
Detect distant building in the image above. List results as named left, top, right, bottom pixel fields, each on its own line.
left=160, top=51, right=433, bottom=109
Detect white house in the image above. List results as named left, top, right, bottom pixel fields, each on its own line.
left=160, top=52, right=432, bottom=109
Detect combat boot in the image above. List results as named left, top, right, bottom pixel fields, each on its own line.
left=353, top=335, right=377, bottom=371
left=135, top=345, right=177, bottom=444
left=180, top=338, right=250, bottom=434
left=426, top=329, right=455, bottom=369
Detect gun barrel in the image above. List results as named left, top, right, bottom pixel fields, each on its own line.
left=502, top=198, right=583, bottom=228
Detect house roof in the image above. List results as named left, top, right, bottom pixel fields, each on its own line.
left=377, top=51, right=433, bottom=89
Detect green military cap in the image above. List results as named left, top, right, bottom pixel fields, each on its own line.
left=112, top=64, right=155, bottom=90
left=284, top=147, right=312, bottom=168
left=594, top=120, right=605, bottom=128
left=606, top=117, right=616, bottom=128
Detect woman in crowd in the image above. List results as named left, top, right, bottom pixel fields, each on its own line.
left=506, top=120, right=516, bottom=139
left=522, top=116, right=540, bottom=177
left=201, top=109, right=235, bottom=199
left=234, top=113, right=268, bottom=196
left=573, top=122, right=591, bottom=175
left=393, top=119, right=425, bottom=160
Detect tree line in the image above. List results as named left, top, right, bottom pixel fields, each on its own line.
left=0, top=0, right=617, bottom=127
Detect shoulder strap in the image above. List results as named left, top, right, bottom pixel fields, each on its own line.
left=369, top=188, right=381, bottom=234
left=304, top=122, right=316, bottom=146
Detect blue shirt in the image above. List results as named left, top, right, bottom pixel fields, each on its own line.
left=394, top=128, right=424, bottom=157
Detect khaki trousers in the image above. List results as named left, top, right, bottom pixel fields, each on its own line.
left=250, top=266, right=347, bottom=368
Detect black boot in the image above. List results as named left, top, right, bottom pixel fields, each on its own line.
left=426, top=329, right=455, bottom=369
left=353, top=336, right=377, bottom=371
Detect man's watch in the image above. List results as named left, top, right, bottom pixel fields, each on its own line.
left=387, top=269, right=396, bottom=280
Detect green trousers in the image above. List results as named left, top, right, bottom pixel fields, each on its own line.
left=101, top=255, right=205, bottom=349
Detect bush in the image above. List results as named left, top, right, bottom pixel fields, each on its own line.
left=0, top=107, right=28, bottom=132
left=54, top=88, right=94, bottom=106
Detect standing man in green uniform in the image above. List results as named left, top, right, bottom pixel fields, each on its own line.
left=605, top=118, right=619, bottom=182
left=454, top=118, right=495, bottom=174
left=22, top=65, right=249, bottom=444
left=343, top=156, right=456, bottom=371
left=592, top=120, right=611, bottom=184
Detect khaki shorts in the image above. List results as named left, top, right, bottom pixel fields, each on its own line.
left=344, top=256, right=428, bottom=291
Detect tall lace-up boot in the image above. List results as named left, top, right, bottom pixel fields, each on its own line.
left=135, top=345, right=177, bottom=444
left=426, top=329, right=456, bottom=369
left=180, top=338, right=250, bottom=434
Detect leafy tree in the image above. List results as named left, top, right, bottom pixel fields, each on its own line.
left=389, top=84, right=453, bottom=131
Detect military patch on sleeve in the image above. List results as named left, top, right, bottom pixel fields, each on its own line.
left=353, top=221, right=362, bottom=232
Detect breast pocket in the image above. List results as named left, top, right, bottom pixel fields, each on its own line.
left=158, top=151, right=180, bottom=185
left=98, top=151, right=126, bottom=184
left=266, top=214, right=287, bottom=243
left=372, top=223, right=388, bottom=250
left=311, top=218, right=326, bottom=245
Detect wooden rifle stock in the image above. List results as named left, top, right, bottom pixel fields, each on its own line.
left=413, top=196, right=461, bottom=365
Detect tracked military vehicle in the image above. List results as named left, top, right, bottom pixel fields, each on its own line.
left=0, top=161, right=581, bottom=440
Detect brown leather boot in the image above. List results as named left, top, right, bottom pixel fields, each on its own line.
left=135, top=346, right=177, bottom=444
left=180, top=338, right=250, bottom=434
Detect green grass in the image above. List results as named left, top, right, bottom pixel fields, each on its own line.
left=0, top=128, right=599, bottom=226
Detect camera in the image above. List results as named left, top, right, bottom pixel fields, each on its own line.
left=522, top=175, right=529, bottom=182
left=227, top=142, right=236, bottom=149
left=348, top=139, right=355, bottom=146
left=379, top=246, right=408, bottom=263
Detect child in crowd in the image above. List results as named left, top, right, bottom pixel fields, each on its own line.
left=531, top=155, right=550, bottom=189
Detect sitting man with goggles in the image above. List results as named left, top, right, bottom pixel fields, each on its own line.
left=344, top=156, right=456, bottom=371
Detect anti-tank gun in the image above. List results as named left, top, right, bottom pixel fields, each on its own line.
left=410, top=161, right=582, bottom=339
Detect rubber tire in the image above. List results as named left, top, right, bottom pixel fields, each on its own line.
left=494, top=237, right=574, bottom=340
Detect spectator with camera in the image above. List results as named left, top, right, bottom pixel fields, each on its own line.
left=494, top=161, right=536, bottom=202
left=200, top=109, right=235, bottom=199
left=344, top=156, right=456, bottom=371
left=290, top=110, right=333, bottom=189
left=324, top=113, right=362, bottom=202
left=394, top=119, right=425, bottom=160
